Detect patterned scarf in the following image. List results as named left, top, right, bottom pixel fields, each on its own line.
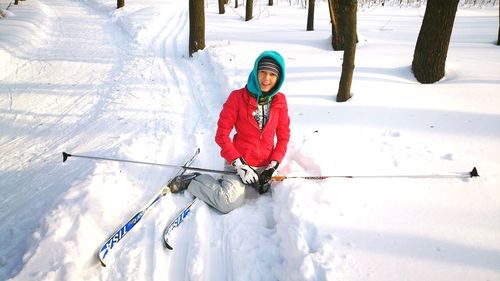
left=253, top=99, right=271, bottom=131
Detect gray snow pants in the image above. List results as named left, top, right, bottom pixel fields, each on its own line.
left=187, top=173, right=251, bottom=214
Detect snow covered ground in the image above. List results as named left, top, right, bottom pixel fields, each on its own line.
left=1, top=0, right=499, bottom=280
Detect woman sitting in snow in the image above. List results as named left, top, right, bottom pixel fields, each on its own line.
left=168, top=50, right=290, bottom=213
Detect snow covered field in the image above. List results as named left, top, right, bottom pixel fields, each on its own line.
left=1, top=0, right=499, bottom=280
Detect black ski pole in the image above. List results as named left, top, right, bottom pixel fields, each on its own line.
left=272, top=167, right=479, bottom=181
left=63, top=152, right=479, bottom=181
left=62, top=152, right=236, bottom=175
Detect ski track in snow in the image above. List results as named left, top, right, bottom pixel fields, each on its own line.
left=1, top=0, right=258, bottom=279
left=0, top=0, right=225, bottom=279
left=0, top=0, right=128, bottom=277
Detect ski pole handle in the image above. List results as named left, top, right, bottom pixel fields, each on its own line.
left=272, top=175, right=286, bottom=181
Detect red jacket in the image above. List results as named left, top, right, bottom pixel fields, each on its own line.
left=215, top=87, right=290, bottom=167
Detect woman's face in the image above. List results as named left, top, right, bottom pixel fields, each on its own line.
left=258, top=70, right=278, bottom=93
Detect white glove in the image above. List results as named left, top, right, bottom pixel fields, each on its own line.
left=232, top=157, right=259, bottom=185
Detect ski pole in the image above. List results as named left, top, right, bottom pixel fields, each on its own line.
left=63, top=152, right=479, bottom=181
left=272, top=167, right=479, bottom=181
left=62, top=152, right=236, bottom=175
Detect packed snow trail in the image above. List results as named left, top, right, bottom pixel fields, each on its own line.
left=0, top=0, right=224, bottom=279
left=0, top=0, right=128, bottom=277
left=1, top=0, right=284, bottom=278
left=1, top=0, right=278, bottom=279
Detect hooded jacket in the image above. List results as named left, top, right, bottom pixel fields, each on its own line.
left=215, top=51, right=290, bottom=167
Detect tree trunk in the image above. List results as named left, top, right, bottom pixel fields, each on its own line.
left=117, top=0, right=124, bottom=9
left=246, top=0, right=254, bottom=21
left=307, top=0, right=315, bottom=31
left=235, top=0, right=238, bottom=9
left=189, top=0, right=205, bottom=57
left=336, top=0, right=357, bottom=102
left=218, top=0, right=225, bottom=14
left=269, top=0, right=274, bottom=6
left=14, top=0, right=19, bottom=5
left=327, top=0, right=345, bottom=50
left=412, top=0, right=459, bottom=84
left=327, top=0, right=335, bottom=36
left=497, top=4, right=499, bottom=45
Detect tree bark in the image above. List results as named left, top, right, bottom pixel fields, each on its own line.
left=117, top=0, right=124, bottom=9
left=327, top=0, right=345, bottom=50
left=189, top=0, right=205, bottom=57
left=218, top=0, right=225, bottom=14
left=14, top=0, right=19, bottom=5
left=235, top=0, right=238, bottom=9
left=307, top=0, right=315, bottom=31
left=412, top=0, right=459, bottom=84
left=269, top=0, right=274, bottom=6
left=246, top=0, right=254, bottom=21
left=336, top=0, right=357, bottom=102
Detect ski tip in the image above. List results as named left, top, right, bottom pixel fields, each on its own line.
left=470, top=167, right=479, bottom=178
left=62, top=152, right=71, bottom=162
left=100, top=259, right=107, bottom=267
left=165, top=240, right=173, bottom=250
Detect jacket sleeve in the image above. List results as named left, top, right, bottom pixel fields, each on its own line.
left=271, top=95, right=290, bottom=163
left=215, top=91, right=241, bottom=163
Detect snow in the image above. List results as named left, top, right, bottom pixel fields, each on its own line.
left=1, top=0, right=499, bottom=280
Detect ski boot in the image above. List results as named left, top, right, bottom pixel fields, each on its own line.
left=168, top=173, right=201, bottom=193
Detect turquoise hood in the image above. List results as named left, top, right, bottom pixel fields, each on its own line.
left=246, top=50, right=285, bottom=102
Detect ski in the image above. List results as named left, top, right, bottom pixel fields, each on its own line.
left=98, top=148, right=200, bottom=267
left=163, top=197, right=198, bottom=250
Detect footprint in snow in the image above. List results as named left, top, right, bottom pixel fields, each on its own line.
left=441, top=153, right=453, bottom=160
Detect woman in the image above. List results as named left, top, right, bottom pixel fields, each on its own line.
left=169, top=50, right=290, bottom=213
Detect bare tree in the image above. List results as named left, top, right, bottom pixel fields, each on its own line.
left=117, top=0, right=124, bottom=8
left=336, top=0, right=357, bottom=102
left=218, top=0, right=225, bottom=14
left=246, top=0, right=254, bottom=21
left=307, top=0, right=316, bottom=31
left=269, top=0, right=274, bottom=5
left=189, top=0, right=205, bottom=56
left=327, top=0, right=345, bottom=50
left=412, top=0, right=459, bottom=84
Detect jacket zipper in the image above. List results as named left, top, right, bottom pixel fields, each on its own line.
left=258, top=103, right=274, bottom=163
left=248, top=92, right=275, bottom=165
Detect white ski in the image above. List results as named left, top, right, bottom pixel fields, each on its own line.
left=163, top=197, right=198, bottom=250
left=98, top=148, right=200, bottom=266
